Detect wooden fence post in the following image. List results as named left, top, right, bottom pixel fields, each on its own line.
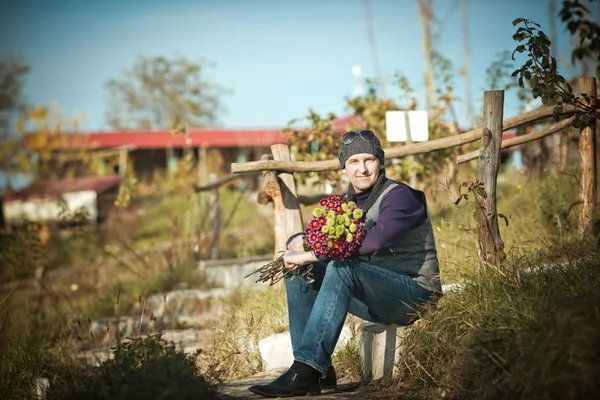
left=476, top=90, right=505, bottom=268
left=270, top=144, right=303, bottom=257
left=578, top=76, right=597, bottom=234
left=209, top=173, right=220, bottom=259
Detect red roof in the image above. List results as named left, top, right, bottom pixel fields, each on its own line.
left=330, top=115, right=367, bottom=132
left=23, top=115, right=365, bottom=151
left=23, top=117, right=520, bottom=152
left=25, top=128, right=292, bottom=150
left=5, top=175, right=124, bottom=201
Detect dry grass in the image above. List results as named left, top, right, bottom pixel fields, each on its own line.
left=196, top=286, right=289, bottom=382
left=388, top=236, right=600, bottom=400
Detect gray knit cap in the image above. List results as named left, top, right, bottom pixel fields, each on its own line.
left=338, top=130, right=385, bottom=168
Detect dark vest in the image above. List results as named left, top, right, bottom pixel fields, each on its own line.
left=362, top=182, right=442, bottom=293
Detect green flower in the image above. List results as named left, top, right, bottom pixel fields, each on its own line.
left=349, top=223, right=357, bottom=233
left=313, top=207, right=325, bottom=217
left=341, top=203, right=349, bottom=212
left=327, top=217, right=335, bottom=226
left=348, top=201, right=356, bottom=208
left=346, top=233, right=354, bottom=242
left=352, top=209, right=363, bottom=220
left=335, top=225, right=345, bottom=237
left=344, top=215, right=351, bottom=227
left=336, top=215, right=345, bottom=225
left=321, top=226, right=330, bottom=233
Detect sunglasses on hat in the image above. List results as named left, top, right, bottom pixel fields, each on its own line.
left=341, top=129, right=376, bottom=144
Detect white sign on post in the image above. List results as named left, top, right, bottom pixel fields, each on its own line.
left=385, top=110, right=429, bottom=142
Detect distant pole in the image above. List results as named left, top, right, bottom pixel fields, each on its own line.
left=118, top=147, right=128, bottom=176
left=417, top=0, right=435, bottom=111
left=198, top=146, right=208, bottom=186
left=403, top=113, right=418, bottom=188
left=209, top=173, right=220, bottom=259
left=461, top=0, right=473, bottom=125
left=364, top=0, right=386, bottom=97
left=549, top=0, right=562, bottom=172
left=353, top=65, right=363, bottom=97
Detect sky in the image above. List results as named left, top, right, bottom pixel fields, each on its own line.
left=1, top=0, right=584, bottom=136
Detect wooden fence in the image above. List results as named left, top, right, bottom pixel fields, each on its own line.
left=228, top=77, right=597, bottom=267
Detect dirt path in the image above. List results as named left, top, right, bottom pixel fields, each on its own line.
left=216, top=372, right=364, bottom=399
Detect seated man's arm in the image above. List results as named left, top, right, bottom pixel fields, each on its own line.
left=358, top=185, right=427, bottom=256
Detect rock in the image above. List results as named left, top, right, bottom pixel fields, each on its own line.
left=145, top=288, right=227, bottom=325
left=160, top=329, right=202, bottom=355
left=258, top=332, right=294, bottom=371
left=257, top=325, right=354, bottom=372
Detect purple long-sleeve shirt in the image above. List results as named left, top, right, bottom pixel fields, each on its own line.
left=349, top=183, right=427, bottom=255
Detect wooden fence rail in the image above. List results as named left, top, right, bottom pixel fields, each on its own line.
left=230, top=77, right=597, bottom=266
left=231, top=104, right=586, bottom=175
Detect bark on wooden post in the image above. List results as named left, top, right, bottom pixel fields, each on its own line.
left=577, top=76, right=597, bottom=234
left=259, top=153, right=283, bottom=258
left=270, top=144, right=303, bottom=258
left=209, top=173, right=220, bottom=259
left=476, top=90, right=505, bottom=268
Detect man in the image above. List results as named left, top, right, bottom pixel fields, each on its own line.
left=249, top=129, right=442, bottom=398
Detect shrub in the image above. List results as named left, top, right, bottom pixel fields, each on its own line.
left=48, top=334, right=216, bottom=400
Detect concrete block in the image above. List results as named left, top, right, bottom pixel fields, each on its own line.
left=358, top=322, right=411, bottom=382
left=258, top=332, right=294, bottom=371
left=161, top=329, right=201, bottom=355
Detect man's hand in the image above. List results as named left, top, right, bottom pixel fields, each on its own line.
left=284, top=249, right=318, bottom=271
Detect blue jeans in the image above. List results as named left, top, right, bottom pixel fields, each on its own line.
left=284, top=257, right=433, bottom=375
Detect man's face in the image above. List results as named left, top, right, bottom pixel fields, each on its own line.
left=343, top=153, right=381, bottom=193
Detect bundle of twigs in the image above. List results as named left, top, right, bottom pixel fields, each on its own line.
left=244, top=253, right=315, bottom=286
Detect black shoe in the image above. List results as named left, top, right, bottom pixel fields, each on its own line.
left=320, top=366, right=337, bottom=390
left=248, top=368, right=321, bottom=398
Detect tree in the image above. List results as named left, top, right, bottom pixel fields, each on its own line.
left=505, top=0, right=599, bottom=176
left=105, top=55, right=226, bottom=130
left=0, top=57, right=29, bottom=137
left=417, top=0, right=436, bottom=111
left=511, top=15, right=599, bottom=126
left=461, top=0, right=473, bottom=126
left=0, top=58, right=30, bottom=188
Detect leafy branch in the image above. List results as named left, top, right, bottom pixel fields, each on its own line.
left=559, top=0, right=600, bottom=71
left=511, top=17, right=599, bottom=128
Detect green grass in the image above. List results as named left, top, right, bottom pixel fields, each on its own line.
left=384, top=235, right=600, bottom=400
left=428, top=169, right=582, bottom=283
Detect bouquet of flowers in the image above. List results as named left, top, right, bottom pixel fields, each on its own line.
left=246, top=194, right=367, bottom=285
left=305, top=194, right=366, bottom=261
